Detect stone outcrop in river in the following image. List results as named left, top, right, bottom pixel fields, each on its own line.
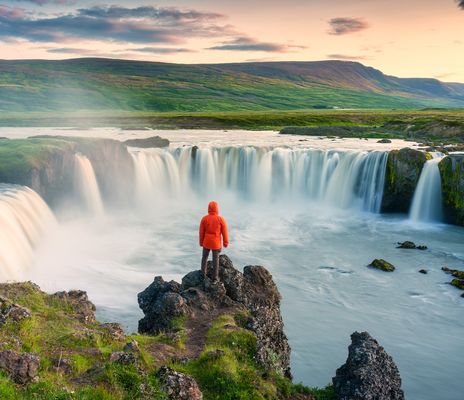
left=439, top=154, right=464, bottom=226
left=333, top=331, right=404, bottom=400
left=381, top=148, right=429, bottom=213
left=138, top=254, right=292, bottom=378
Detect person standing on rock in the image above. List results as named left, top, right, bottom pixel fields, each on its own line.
left=199, top=201, right=229, bottom=281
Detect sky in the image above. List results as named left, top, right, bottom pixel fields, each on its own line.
left=0, top=0, right=463, bottom=81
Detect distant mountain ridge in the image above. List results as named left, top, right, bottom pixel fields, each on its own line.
left=0, top=58, right=463, bottom=112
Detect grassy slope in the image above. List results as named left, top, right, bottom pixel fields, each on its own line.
left=1, top=59, right=464, bottom=112
left=0, top=283, right=334, bottom=400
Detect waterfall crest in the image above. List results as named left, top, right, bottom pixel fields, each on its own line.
left=74, top=154, right=104, bottom=215
left=410, top=156, right=444, bottom=223
left=131, top=147, right=388, bottom=213
left=0, top=185, right=56, bottom=281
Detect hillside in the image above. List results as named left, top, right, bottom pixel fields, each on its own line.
left=0, top=58, right=464, bottom=112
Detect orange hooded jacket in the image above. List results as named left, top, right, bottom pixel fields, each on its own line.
left=199, top=201, right=229, bottom=250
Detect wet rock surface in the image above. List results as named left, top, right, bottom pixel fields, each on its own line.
left=382, top=148, right=428, bottom=213
left=138, top=255, right=291, bottom=378
left=333, top=331, right=404, bottom=400
left=439, top=154, right=464, bottom=226
left=0, top=350, right=40, bottom=384
left=368, top=259, right=395, bottom=272
left=396, top=241, right=427, bottom=250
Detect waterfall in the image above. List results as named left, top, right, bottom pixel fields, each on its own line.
left=131, top=147, right=388, bottom=213
left=410, top=156, right=444, bottom=223
left=0, top=185, right=56, bottom=281
left=74, top=154, right=104, bottom=215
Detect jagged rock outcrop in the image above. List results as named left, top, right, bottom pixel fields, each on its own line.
left=381, top=148, right=429, bottom=213
left=333, top=331, right=404, bottom=400
left=157, top=366, right=203, bottom=400
left=0, top=350, right=40, bottom=384
left=439, top=154, right=464, bottom=226
left=138, top=255, right=291, bottom=378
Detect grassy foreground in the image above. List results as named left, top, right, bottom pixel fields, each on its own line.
left=0, top=282, right=334, bottom=400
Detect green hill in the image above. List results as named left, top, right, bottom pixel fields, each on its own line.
left=1, top=58, right=464, bottom=112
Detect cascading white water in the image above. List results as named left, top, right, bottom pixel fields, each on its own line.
left=74, top=154, right=104, bottom=215
left=0, top=185, right=56, bottom=281
left=131, top=147, right=388, bottom=213
left=410, top=156, right=444, bottom=223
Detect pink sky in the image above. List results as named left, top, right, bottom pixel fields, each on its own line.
left=0, top=0, right=463, bottom=81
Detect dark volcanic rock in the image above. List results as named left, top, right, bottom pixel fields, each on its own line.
left=368, top=259, right=395, bottom=272
left=382, top=148, right=429, bottom=213
left=333, top=331, right=404, bottom=400
left=396, top=241, right=427, bottom=250
left=0, top=350, right=40, bottom=384
left=377, top=139, right=392, bottom=144
left=124, top=136, right=169, bottom=148
left=0, top=296, right=31, bottom=326
left=157, top=366, right=203, bottom=400
left=138, top=255, right=291, bottom=378
left=439, top=154, right=464, bottom=226
left=442, top=266, right=464, bottom=279
left=450, top=279, right=464, bottom=290
left=419, top=269, right=428, bottom=274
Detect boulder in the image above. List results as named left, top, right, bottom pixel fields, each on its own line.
left=382, top=148, right=429, bottom=213
left=157, top=366, right=203, bottom=400
left=333, top=331, right=404, bottom=400
left=396, top=241, right=427, bottom=250
left=0, top=296, right=31, bottom=326
left=138, top=255, right=291, bottom=378
left=450, top=279, right=464, bottom=290
left=439, top=154, right=464, bottom=226
left=418, top=269, right=428, bottom=274
left=109, top=351, right=137, bottom=365
left=377, top=139, right=392, bottom=144
left=442, top=266, right=464, bottom=279
left=0, top=350, right=40, bottom=384
left=368, top=259, right=395, bottom=272
left=100, top=323, right=126, bottom=341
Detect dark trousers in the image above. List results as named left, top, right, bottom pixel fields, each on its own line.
left=201, top=247, right=220, bottom=280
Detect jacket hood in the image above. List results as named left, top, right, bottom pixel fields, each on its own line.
left=208, top=201, right=218, bottom=215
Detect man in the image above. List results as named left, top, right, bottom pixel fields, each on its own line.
left=199, top=201, right=229, bottom=281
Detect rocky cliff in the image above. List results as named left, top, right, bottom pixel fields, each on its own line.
left=439, top=154, right=464, bottom=226
left=381, top=148, right=429, bottom=213
left=138, top=255, right=291, bottom=379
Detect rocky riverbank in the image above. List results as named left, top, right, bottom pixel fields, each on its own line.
left=0, top=256, right=405, bottom=400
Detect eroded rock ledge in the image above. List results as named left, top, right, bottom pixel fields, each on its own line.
left=138, top=254, right=291, bottom=378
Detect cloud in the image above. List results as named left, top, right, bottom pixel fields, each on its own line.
left=9, top=0, right=75, bottom=5
left=130, top=47, right=195, bottom=54
left=208, top=37, right=305, bottom=52
left=0, top=5, right=25, bottom=19
left=457, top=0, right=464, bottom=9
left=328, top=17, right=369, bottom=35
left=46, top=47, right=99, bottom=55
left=327, top=54, right=367, bottom=61
left=0, top=5, right=234, bottom=45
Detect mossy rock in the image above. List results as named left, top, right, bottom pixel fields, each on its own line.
left=381, top=148, right=428, bottom=213
left=368, top=259, right=395, bottom=272
left=439, top=155, right=464, bottom=226
left=450, top=279, right=464, bottom=290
